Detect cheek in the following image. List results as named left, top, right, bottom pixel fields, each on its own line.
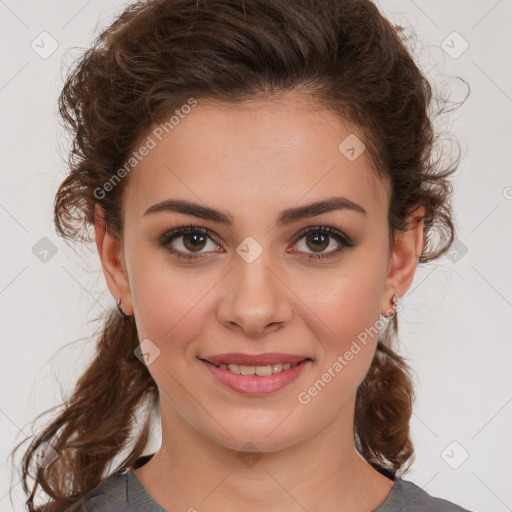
left=291, top=278, right=382, bottom=421
left=291, top=258, right=386, bottom=396
left=299, top=264, right=385, bottom=345
left=128, top=251, right=219, bottom=353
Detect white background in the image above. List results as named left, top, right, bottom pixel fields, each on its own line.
left=1, top=1, right=511, bottom=511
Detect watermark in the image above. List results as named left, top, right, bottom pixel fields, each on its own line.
left=236, top=442, right=263, bottom=468
left=134, top=338, right=161, bottom=366
left=236, top=236, right=263, bottom=264
left=441, top=440, right=469, bottom=469
left=444, top=236, right=468, bottom=263
left=441, top=31, right=469, bottom=60
left=36, top=441, right=58, bottom=469
left=297, top=303, right=403, bottom=405
left=338, top=133, right=365, bottom=161
left=31, top=31, right=59, bottom=59
left=93, top=98, right=197, bottom=200
left=32, top=236, right=58, bottom=263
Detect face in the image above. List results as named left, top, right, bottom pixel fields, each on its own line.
left=102, top=92, right=407, bottom=453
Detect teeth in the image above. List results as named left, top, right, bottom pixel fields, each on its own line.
left=218, top=362, right=296, bottom=375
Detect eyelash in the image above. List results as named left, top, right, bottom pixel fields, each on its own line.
left=158, top=224, right=354, bottom=262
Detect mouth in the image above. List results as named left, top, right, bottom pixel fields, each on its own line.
left=199, top=358, right=311, bottom=376
left=198, top=354, right=313, bottom=395
left=198, top=353, right=313, bottom=377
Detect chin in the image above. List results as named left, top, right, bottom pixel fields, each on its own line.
left=203, top=417, right=308, bottom=455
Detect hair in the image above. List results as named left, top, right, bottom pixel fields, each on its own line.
left=9, top=0, right=467, bottom=510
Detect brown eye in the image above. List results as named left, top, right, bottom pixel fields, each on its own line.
left=304, top=231, right=330, bottom=252
left=159, top=226, right=222, bottom=260
left=182, top=232, right=208, bottom=252
left=159, top=224, right=354, bottom=262
left=290, top=226, right=354, bottom=260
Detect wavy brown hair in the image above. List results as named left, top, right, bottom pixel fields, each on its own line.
left=9, top=0, right=466, bottom=510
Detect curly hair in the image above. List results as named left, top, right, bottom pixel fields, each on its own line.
left=9, top=0, right=466, bottom=510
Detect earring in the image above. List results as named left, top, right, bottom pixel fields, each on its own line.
left=383, top=292, right=399, bottom=318
left=116, top=298, right=130, bottom=319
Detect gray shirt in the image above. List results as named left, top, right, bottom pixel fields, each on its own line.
left=72, top=466, right=473, bottom=512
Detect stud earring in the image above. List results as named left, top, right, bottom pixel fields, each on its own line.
left=383, top=292, right=399, bottom=318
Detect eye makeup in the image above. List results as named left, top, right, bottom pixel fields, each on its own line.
left=156, top=224, right=357, bottom=262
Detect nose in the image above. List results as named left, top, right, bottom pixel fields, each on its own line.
left=217, top=256, right=293, bottom=338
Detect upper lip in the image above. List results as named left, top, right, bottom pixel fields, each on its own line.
left=199, top=353, right=311, bottom=367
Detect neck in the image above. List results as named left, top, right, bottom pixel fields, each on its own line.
left=134, top=397, right=394, bottom=512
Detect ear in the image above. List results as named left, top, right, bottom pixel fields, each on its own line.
left=381, top=205, right=425, bottom=315
left=94, top=203, right=133, bottom=315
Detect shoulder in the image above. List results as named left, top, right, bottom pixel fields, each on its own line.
left=394, top=478, right=474, bottom=512
left=69, top=469, right=130, bottom=512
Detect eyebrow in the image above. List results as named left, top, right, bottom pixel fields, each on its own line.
left=143, top=196, right=367, bottom=226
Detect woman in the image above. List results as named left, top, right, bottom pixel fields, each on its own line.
left=12, top=0, right=472, bottom=510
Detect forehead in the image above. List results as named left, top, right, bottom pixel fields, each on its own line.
left=123, top=94, right=389, bottom=223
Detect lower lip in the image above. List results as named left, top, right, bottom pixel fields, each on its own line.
left=200, top=359, right=312, bottom=395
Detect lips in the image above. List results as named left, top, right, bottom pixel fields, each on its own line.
left=200, top=356, right=313, bottom=394
left=199, top=352, right=311, bottom=367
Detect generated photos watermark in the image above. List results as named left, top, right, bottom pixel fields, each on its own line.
left=93, top=98, right=198, bottom=200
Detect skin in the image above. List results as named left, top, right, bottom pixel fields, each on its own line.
left=94, top=91, right=424, bottom=512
